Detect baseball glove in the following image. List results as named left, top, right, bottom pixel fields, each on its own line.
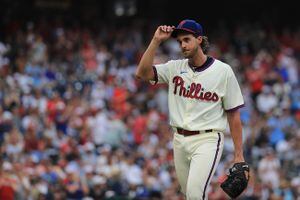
left=220, top=162, right=250, bottom=199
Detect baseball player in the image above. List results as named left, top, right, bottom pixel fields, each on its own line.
left=135, top=19, right=246, bottom=200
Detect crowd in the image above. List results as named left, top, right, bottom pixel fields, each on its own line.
left=0, top=18, right=299, bottom=200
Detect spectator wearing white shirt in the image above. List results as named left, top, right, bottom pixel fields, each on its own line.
left=258, top=148, right=281, bottom=189
left=256, top=86, right=278, bottom=114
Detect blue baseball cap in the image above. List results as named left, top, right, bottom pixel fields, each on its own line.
left=171, top=19, right=204, bottom=38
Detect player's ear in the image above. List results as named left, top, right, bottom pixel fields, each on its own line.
left=196, top=36, right=202, bottom=45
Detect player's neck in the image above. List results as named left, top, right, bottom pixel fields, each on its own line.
left=189, top=53, right=207, bottom=68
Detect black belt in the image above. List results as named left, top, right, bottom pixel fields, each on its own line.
left=177, top=128, right=213, bottom=136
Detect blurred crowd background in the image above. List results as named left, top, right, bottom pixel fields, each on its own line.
left=0, top=0, right=299, bottom=199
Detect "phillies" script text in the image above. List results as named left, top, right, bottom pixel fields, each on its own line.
left=173, top=76, right=219, bottom=102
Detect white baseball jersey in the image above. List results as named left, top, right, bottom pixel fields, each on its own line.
left=151, top=57, right=244, bottom=132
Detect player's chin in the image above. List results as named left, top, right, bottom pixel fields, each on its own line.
left=182, top=50, right=188, bottom=54
left=182, top=51, right=191, bottom=58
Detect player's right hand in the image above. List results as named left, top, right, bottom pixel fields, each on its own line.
left=153, top=25, right=175, bottom=43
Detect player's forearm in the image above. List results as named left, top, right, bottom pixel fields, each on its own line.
left=135, top=38, right=161, bottom=81
left=227, top=110, right=244, bottom=162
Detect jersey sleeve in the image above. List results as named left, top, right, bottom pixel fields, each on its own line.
left=150, top=61, right=173, bottom=85
left=223, top=68, right=244, bottom=111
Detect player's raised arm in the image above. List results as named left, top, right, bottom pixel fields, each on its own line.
left=135, top=25, right=175, bottom=81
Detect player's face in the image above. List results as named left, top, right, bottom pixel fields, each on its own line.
left=177, top=34, right=201, bottom=58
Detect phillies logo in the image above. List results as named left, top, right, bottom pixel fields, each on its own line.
left=173, top=76, right=219, bottom=102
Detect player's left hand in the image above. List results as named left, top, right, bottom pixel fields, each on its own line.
left=220, top=162, right=250, bottom=198
left=233, top=155, right=248, bottom=177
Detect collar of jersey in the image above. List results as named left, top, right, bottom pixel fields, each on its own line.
left=188, top=56, right=214, bottom=72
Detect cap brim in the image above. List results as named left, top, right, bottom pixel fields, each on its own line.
left=171, top=28, right=196, bottom=38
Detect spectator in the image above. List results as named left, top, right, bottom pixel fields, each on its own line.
left=258, top=148, right=281, bottom=189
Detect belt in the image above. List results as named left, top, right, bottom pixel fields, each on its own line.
left=176, top=128, right=213, bottom=136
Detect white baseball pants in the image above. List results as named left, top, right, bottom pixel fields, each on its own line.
left=173, top=130, right=224, bottom=200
